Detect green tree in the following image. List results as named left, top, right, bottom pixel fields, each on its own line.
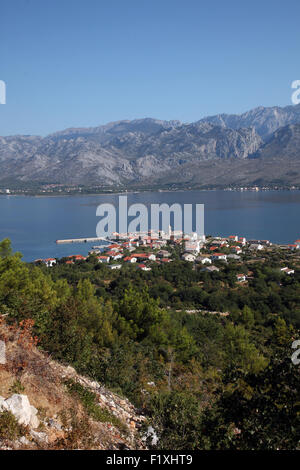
left=222, top=324, right=267, bottom=374
left=203, top=351, right=300, bottom=450
left=241, top=305, right=255, bottom=328
left=0, top=238, right=13, bottom=258
left=146, top=391, right=203, bottom=449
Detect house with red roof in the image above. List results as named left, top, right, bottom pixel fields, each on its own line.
left=231, top=246, right=242, bottom=254
left=74, top=255, right=86, bottom=261
left=67, top=255, right=86, bottom=261
left=38, top=258, right=56, bottom=267
left=112, top=253, right=123, bottom=260
left=134, top=253, right=156, bottom=261
left=138, top=264, right=152, bottom=271
left=107, top=244, right=122, bottom=251
left=124, top=256, right=137, bottom=263
left=97, top=255, right=110, bottom=263
left=105, top=251, right=123, bottom=260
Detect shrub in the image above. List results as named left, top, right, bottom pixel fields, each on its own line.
left=64, top=379, right=128, bottom=435
left=9, top=379, right=25, bottom=394
left=0, top=410, right=27, bottom=440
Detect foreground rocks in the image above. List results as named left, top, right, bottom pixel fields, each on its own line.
left=0, top=320, right=148, bottom=450
left=57, top=364, right=146, bottom=432
left=0, top=394, right=39, bottom=428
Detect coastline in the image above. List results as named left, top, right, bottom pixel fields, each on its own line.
left=1, top=186, right=300, bottom=198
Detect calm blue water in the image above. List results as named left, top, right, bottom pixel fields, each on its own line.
left=0, top=190, right=299, bottom=262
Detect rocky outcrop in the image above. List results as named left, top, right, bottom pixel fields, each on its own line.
left=55, top=364, right=147, bottom=432
left=0, top=394, right=39, bottom=428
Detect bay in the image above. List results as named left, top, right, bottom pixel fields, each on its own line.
left=0, top=190, right=299, bottom=262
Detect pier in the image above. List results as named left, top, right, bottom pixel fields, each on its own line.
left=56, top=237, right=108, bottom=244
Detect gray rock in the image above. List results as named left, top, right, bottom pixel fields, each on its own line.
left=19, top=436, right=30, bottom=446
left=143, top=425, right=159, bottom=446
left=2, top=394, right=39, bottom=428
left=0, top=340, right=6, bottom=365
left=48, top=418, right=62, bottom=431
left=30, top=430, right=48, bottom=444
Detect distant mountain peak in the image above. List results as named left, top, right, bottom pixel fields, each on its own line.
left=1, top=105, right=300, bottom=189
left=199, top=103, right=300, bottom=139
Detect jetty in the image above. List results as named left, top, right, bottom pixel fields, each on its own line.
left=56, top=237, right=108, bottom=244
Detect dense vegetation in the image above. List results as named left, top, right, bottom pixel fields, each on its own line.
left=0, top=238, right=299, bottom=449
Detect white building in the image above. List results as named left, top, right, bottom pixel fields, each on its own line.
left=124, top=256, right=137, bottom=263
left=111, top=253, right=123, bottom=260
left=201, top=265, right=220, bottom=273
left=239, top=237, right=247, bottom=246
left=182, top=253, right=196, bottom=262
left=98, top=255, right=110, bottom=263
left=231, top=246, right=242, bottom=254
left=184, top=240, right=202, bottom=255
left=227, top=254, right=241, bottom=260
left=211, top=253, right=227, bottom=261
left=249, top=244, right=264, bottom=251
left=280, top=267, right=295, bottom=275
left=108, top=264, right=122, bottom=270
left=138, top=264, right=152, bottom=271
left=43, top=258, right=56, bottom=267
left=196, top=256, right=212, bottom=265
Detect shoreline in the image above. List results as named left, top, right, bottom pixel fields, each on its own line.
left=1, top=187, right=300, bottom=198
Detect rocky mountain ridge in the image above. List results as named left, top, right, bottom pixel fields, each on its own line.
left=1, top=104, right=300, bottom=188
left=199, top=103, right=300, bottom=140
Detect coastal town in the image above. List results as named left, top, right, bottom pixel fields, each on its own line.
left=34, top=229, right=300, bottom=282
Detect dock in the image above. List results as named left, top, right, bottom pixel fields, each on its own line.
left=56, top=237, right=108, bottom=244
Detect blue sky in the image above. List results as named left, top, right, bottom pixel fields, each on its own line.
left=1, top=0, right=300, bottom=135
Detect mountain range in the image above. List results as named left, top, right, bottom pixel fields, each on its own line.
left=2, top=103, right=300, bottom=189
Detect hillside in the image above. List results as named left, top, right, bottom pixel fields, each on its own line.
left=0, top=238, right=299, bottom=450
left=252, top=123, right=300, bottom=160
left=0, top=318, right=147, bottom=450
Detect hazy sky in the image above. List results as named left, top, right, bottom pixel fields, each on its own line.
left=1, top=0, right=300, bottom=135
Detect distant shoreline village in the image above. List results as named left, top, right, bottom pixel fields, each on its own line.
left=33, top=229, right=300, bottom=275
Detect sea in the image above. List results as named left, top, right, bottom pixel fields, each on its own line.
left=0, top=190, right=299, bottom=262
